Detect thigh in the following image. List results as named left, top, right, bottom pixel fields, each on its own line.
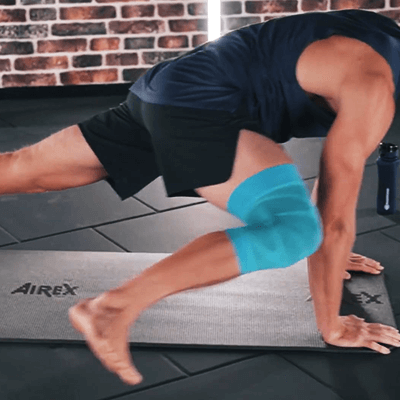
left=195, top=129, right=294, bottom=211
left=77, top=93, right=160, bottom=200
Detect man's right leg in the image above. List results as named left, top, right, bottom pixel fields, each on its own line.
left=0, top=125, right=108, bottom=195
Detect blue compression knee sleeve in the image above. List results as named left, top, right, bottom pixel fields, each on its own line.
left=225, top=164, right=323, bottom=274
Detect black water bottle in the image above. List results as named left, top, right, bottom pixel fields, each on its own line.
left=376, top=142, right=399, bottom=215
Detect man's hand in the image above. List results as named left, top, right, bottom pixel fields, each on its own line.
left=322, top=315, right=400, bottom=354
left=343, top=252, right=384, bottom=280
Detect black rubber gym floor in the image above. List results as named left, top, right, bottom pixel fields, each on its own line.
left=0, top=93, right=399, bottom=400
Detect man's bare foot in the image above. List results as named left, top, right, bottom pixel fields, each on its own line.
left=68, top=294, right=143, bottom=386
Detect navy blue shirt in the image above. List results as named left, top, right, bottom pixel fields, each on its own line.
left=129, top=9, right=400, bottom=143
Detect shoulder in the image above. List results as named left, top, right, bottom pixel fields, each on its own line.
left=296, top=35, right=395, bottom=101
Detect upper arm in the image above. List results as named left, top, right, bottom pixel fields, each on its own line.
left=317, top=76, right=396, bottom=232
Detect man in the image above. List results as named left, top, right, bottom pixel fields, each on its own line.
left=2, top=9, right=400, bottom=385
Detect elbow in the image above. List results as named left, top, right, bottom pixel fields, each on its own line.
left=327, top=219, right=355, bottom=234
left=321, top=220, right=356, bottom=251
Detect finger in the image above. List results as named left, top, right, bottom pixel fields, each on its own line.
left=371, top=332, right=400, bottom=348
left=362, top=324, right=400, bottom=348
left=347, top=256, right=383, bottom=273
left=352, top=315, right=365, bottom=321
left=368, top=323, right=399, bottom=333
left=364, top=260, right=384, bottom=272
left=365, top=266, right=384, bottom=274
left=363, top=258, right=382, bottom=269
left=368, top=324, right=400, bottom=341
left=348, top=263, right=382, bottom=274
left=366, top=341, right=391, bottom=355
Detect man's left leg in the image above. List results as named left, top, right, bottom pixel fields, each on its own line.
left=68, top=129, right=313, bottom=385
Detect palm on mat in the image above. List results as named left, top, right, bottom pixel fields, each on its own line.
left=344, top=252, right=383, bottom=279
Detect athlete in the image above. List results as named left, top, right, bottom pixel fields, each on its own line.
left=2, top=9, right=400, bottom=385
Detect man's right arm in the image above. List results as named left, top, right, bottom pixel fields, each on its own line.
left=307, top=76, right=395, bottom=341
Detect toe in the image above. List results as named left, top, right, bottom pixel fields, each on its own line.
left=94, top=338, right=140, bottom=380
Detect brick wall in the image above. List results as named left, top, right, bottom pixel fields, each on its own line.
left=1, top=0, right=400, bottom=89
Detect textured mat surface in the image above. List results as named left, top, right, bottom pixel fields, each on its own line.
left=0, top=250, right=396, bottom=353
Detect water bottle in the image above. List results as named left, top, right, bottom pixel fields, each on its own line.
left=376, top=142, right=399, bottom=215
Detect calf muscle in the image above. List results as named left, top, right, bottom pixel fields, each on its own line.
left=0, top=125, right=108, bottom=196
left=0, top=151, right=42, bottom=195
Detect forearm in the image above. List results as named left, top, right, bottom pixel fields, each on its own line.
left=307, top=229, right=355, bottom=336
left=309, top=176, right=357, bottom=335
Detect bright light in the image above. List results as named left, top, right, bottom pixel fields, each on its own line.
left=208, top=0, right=221, bottom=41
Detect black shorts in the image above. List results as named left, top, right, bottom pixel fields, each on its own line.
left=78, top=91, right=263, bottom=201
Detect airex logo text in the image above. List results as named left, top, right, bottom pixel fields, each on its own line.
left=343, top=292, right=383, bottom=305
left=11, top=282, right=79, bottom=298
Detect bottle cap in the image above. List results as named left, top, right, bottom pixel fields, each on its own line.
left=379, top=142, right=398, bottom=157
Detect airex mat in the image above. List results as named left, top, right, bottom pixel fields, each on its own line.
left=0, top=250, right=396, bottom=353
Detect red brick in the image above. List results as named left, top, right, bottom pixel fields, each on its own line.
left=60, top=69, right=118, bottom=85
left=3, top=73, right=57, bottom=88
left=331, top=0, right=384, bottom=10
left=1, top=24, right=48, bottom=39
left=15, top=56, right=68, bottom=70
left=25, top=0, right=55, bottom=3
left=52, top=23, right=106, bottom=36
left=142, top=51, right=185, bottom=65
left=106, top=53, right=138, bottom=66
left=0, top=9, right=25, bottom=22
left=380, top=10, right=400, bottom=24
left=60, top=6, right=116, bottom=20
left=72, top=54, right=102, bottom=68
left=221, top=1, right=242, bottom=15
left=0, top=41, right=33, bottom=55
left=125, top=37, right=155, bottom=50
left=122, top=68, right=149, bottom=83
left=193, top=34, right=208, bottom=47
left=169, top=19, right=207, bottom=32
left=246, top=0, right=298, bottom=14
left=38, top=39, right=87, bottom=53
left=122, top=5, right=154, bottom=18
left=301, top=1, right=328, bottom=12
left=158, top=35, right=188, bottom=48
left=188, top=2, right=207, bottom=16
left=30, top=8, right=57, bottom=21
left=263, top=15, right=281, bottom=21
left=96, top=0, right=144, bottom=3
left=91, top=37, right=119, bottom=51
left=109, top=20, right=165, bottom=34
left=158, top=4, right=184, bottom=17
left=224, top=17, right=261, bottom=31
left=0, top=59, right=11, bottom=72
left=59, top=0, right=90, bottom=3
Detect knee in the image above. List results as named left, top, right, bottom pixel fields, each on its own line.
left=224, top=164, right=324, bottom=274
left=278, top=206, right=323, bottom=266
left=226, top=207, right=323, bottom=274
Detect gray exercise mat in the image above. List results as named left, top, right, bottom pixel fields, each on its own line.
left=0, top=250, right=396, bottom=353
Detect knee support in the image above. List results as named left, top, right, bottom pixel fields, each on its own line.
left=225, top=164, right=323, bottom=274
